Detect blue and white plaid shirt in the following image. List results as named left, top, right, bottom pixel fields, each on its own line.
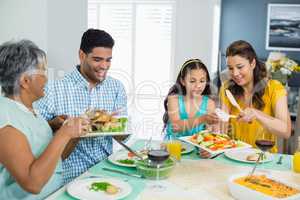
left=34, top=66, right=127, bottom=183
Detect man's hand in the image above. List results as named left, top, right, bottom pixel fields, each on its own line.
left=48, top=115, right=68, bottom=132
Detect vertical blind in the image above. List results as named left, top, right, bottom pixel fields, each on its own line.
left=88, top=0, right=175, bottom=138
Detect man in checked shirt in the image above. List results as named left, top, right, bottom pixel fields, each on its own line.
left=35, top=29, right=127, bottom=183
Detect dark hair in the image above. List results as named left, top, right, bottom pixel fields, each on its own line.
left=80, top=29, right=114, bottom=54
left=0, top=39, right=46, bottom=96
left=162, top=59, right=211, bottom=130
left=226, top=40, right=267, bottom=109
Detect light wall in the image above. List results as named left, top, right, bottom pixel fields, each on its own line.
left=47, top=0, right=87, bottom=79
left=0, top=0, right=219, bottom=81
left=0, top=0, right=48, bottom=50
left=174, top=0, right=221, bottom=80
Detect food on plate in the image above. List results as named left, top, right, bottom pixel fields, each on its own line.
left=234, top=175, right=300, bottom=198
left=190, top=131, right=244, bottom=151
left=89, top=181, right=119, bottom=195
left=181, top=147, right=186, bottom=152
left=246, top=153, right=260, bottom=161
left=85, top=109, right=127, bottom=132
left=246, top=152, right=267, bottom=161
left=117, top=158, right=135, bottom=165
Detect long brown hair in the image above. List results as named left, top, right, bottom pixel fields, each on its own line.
left=162, top=59, right=211, bottom=130
left=226, top=40, right=267, bottom=109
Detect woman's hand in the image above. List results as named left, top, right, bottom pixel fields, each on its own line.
left=58, top=117, right=90, bottom=139
left=237, top=107, right=257, bottom=123
left=48, top=115, right=68, bottom=131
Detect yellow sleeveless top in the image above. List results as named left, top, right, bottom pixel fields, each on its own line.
left=220, top=80, right=287, bottom=153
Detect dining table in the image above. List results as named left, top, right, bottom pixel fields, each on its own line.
left=45, top=139, right=300, bottom=200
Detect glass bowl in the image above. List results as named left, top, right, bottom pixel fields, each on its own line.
left=135, top=158, right=175, bottom=180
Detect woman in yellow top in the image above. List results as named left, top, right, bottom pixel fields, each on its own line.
left=219, top=40, right=291, bottom=153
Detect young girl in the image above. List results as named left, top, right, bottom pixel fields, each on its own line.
left=162, top=59, right=219, bottom=138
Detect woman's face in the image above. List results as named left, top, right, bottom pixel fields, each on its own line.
left=28, top=63, right=48, bottom=100
left=181, top=68, right=207, bottom=98
left=226, top=55, right=256, bottom=87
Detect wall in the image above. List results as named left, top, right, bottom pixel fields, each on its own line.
left=0, top=0, right=218, bottom=81
left=220, top=0, right=300, bottom=70
left=0, top=0, right=47, bottom=50
left=174, top=0, right=221, bottom=79
left=47, top=0, right=87, bottom=79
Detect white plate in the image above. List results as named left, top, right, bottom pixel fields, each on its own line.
left=228, top=173, right=300, bottom=200
left=225, top=148, right=273, bottom=163
left=180, top=141, right=195, bottom=154
left=81, top=131, right=131, bottom=137
left=108, top=151, right=136, bottom=167
left=81, top=115, right=130, bottom=137
left=179, top=135, right=252, bottom=154
left=67, top=177, right=132, bottom=200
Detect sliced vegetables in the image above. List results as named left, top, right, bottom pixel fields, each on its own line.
left=190, top=131, right=240, bottom=151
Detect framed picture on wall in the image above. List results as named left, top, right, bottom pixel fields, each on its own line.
left=266, top=4, right=300, bottom=51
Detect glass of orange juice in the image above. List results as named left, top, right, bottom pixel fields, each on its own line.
left=293, top=152, right=300, bottom=173
left=166, top=140, right=182, bottom=161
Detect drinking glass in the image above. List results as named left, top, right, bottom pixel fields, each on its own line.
left=254, top=126, right=275, bottom=173
left=165, top=136, right=182, bottom=162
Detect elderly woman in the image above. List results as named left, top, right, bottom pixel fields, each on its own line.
left=0, top=40, right=89, bottom=199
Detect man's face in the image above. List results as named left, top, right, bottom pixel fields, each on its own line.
left=79, top=47, right=112, bottom=84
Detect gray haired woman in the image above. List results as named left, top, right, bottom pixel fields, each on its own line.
left=0, top=40, right=89, bottom=199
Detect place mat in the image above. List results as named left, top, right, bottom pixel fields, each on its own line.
left=55, top=160, right=146, bottom=200
left=131, top=140, right=292, bottom=171
left=214, top=153, right=292, bottom=171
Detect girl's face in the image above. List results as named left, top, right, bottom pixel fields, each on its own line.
left=226, top=55, right=255, bottom=87
left=181, top=68, right=207, bottom=97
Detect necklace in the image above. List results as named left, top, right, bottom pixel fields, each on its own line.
left=11, top=97, right=37, bottom=116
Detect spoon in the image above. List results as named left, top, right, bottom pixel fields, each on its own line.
left=225, top=89, right=243, bottom=112
left=246, top=152, right=263, bottom=181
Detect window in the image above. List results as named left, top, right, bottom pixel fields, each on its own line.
left=88, top=0, right=175, bottom=139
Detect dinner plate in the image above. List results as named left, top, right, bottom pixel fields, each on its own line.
left=81, top=131, right=131, bottom=137
left=108, top=151, right=136, bottom=167
left=67, top=177, right=132, bottom=200
left=180, top=141, right=195, bottom=154
left=179, top=135, right=251, bottom=154
left=228, top=173, right=300, bottom=200
left=81, top=115, right=130, bottom=137
left=225, top=148, right=273, bottom=163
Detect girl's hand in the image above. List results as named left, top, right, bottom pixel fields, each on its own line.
left=58, top=117, right=90, bottom=139
left=203, top=113, right=220, bottom=125
left=199, top=149, right=211, bottom=158
left=238, top=107, right=257, bottom=123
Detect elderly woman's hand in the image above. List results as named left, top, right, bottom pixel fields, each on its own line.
left=237, top=107, right=257, bottom=123
left=59, top=117, right=90, bottom=139
left=48, top=115, right=68, bottom=131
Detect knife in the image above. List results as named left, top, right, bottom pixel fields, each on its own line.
left=210, top=152, right=224, bottom=159
left=102, top=167, right=143, bottom=178
left=113, top=138, right=145, bottom=160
